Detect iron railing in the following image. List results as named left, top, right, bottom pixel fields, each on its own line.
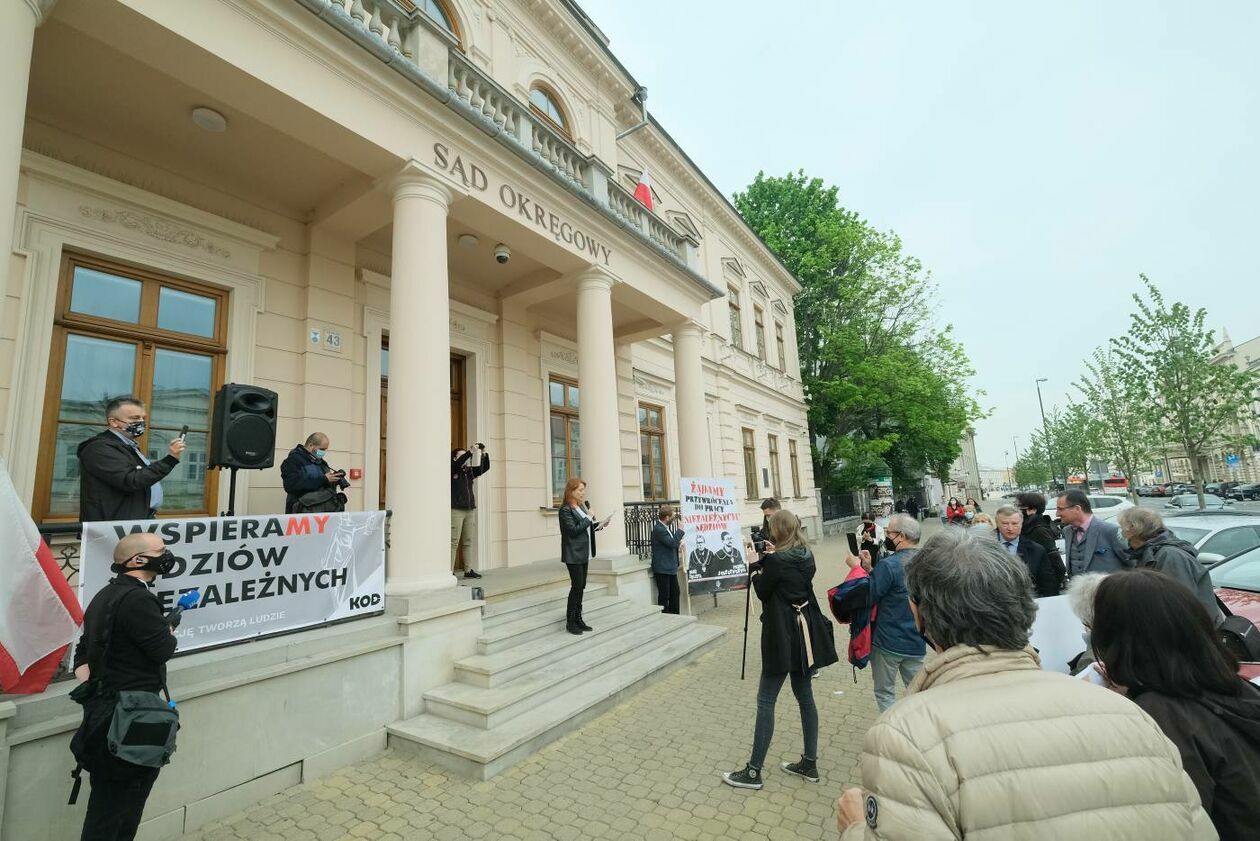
left=821, top=492, right=862, bottom=522
left=38, top=522, right=81, bottom=586
left=624, top=500, right=679, bottom=560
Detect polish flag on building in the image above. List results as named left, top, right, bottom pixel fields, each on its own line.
left=633, top=169, right=654, bottom=211
left=0, top=462, right=83, bottom=694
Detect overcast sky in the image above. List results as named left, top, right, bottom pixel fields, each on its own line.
left=579, top=0, right=1259, bottom=469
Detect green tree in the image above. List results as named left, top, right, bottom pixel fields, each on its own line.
left=732, top=171, right=982, bottom=492
left=1074, top=347, right=1158, bottom=501
left=1112, top=276, right=1260, bottom=506
left=1013, top=438, right=1051, bottom=487
left=1045, top=403, right=1104, bottom=482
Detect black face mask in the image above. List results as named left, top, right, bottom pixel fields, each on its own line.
left=883, top=536, right=898, bottom=552
left=112, top=550, right=180, bottom=577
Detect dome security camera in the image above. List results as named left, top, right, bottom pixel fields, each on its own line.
left=493, top=243, right=511, bottom=264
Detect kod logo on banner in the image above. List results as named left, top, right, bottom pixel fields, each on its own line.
left=80, top=511, right=387, bottom=653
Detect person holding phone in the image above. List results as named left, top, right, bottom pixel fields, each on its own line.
left=557, top=477, right=611, bottom=635
left=280, top=432, right=348, bottom=514
left=451, top=443, right=491, bottom=579
left=77, top=395, right=184, bottom=524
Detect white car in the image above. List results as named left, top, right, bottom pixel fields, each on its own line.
left=1164, top=512, right=1260, bottom=566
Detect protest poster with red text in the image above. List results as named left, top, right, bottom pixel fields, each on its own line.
left=679, top=477, right=747, bottom=595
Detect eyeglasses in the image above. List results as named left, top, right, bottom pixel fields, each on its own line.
left=886, top=531, right=900, bottom=540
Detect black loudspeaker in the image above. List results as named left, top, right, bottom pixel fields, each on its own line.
left=208, top=383, right=278, bottom=469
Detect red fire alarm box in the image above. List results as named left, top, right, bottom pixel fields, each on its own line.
left=348, top=468, right=363, bottom=481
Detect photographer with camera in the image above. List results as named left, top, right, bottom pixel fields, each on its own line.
left=70, top=532, right=189, bottom=841
left=451, top=443, right=491, bottom=579
left=280, top=432, right=348, bottom=514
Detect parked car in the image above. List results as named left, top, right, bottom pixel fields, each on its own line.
left=1164, top=512, right=1260, bottom=566
left=1208, top=542, right=1260, bottom=677
left=1135, top=484, right=1154, bottom=497
left=1165, top=493, right=1231, bottom=511
left=1229, top=483, right=1260, bottom=501
left=1149, top=484, right=1169, bottom=497
left=1205, top=482, right=1224, bottom=495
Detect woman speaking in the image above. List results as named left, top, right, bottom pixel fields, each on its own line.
left=558, top=477, right=610, bottom=636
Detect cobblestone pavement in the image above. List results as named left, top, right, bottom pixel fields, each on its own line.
left=179, top=532, right=911, bottom=841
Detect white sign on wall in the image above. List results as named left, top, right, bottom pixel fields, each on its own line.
left=80, top=511, right=387, bottom=653
left=679, top=476, right=746, bottom=593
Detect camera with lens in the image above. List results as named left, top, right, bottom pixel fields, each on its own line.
left=750, top=526, right=767, bottom=554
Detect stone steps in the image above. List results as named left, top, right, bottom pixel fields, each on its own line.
left=457, top=601, right=663, bottom=688
left=475, top=592, right=624, bottom=655
left=388, top=620, right=725, bottom=780
left=481, top=583, right=609, bottom=629
left=427, top=611, right=698, bottom=729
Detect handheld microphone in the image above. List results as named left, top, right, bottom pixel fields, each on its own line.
left=166, top=589, right=200, bottom=628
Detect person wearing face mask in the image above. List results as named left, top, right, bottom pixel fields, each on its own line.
left=77, top=395, right=185, bottom=525
left=847, top=513, right=924, bottom=712
left=71, top=532, right=181, bottom=841
left=280, top=432, right=348, bottom=514
left=833, top=529, right=1215, bottom=840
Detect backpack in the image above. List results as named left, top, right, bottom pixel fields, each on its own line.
left=293, top=487, right=346, bottom=514
left=827, top=565, right=878, bottom=680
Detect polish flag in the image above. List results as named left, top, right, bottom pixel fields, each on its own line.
left=633, top=169, right=654, bottom=211
left=0, top=462, right=83, bottom=694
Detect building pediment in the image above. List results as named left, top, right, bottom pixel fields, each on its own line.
left=721, top=257, right=745, bottom=280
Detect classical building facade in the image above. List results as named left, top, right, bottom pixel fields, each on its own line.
left=0, top=1, right=813, bottom=836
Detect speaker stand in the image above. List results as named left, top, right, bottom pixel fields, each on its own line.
left=222, top=467, right=240, bottom=517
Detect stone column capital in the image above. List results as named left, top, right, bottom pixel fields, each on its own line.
left=21, top=0, right=57, bottom=25
left=389, top=160, right=454, bottom=209
left=673, top=319, right=705, bottom=341
left=575, top=266, right=617, bottom=294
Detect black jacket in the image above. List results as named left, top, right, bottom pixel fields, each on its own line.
left=1013, top=537, right=1061, bottom=598
left=1133, top=681, right=1260, bottom=841
left=650, top=521, right=683, bottom=574
left=280, top=445, right=342, bottom=514
left=76, top=431, right=178, bottom=524
left=1021, top=513, right=1064, bottom=591
left=73, top=575, right=177, bottom=693
left=558, top=504, right=592, bottom=565
left=1135, top=530, right=1224, bottom=625
left=451, top=450, right=490, bottom=510
left=752, top=546, right=838, bottom=675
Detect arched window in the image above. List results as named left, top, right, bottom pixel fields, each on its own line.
left=421, top=0, right=461, bottom=45
left=529, top=84, right=570, bottom=136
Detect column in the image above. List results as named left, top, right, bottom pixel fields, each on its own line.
left=672, top=320, right=710, bottom=478
left=386, top=163, right=455, bottom=593
left=576, top=268, right=628, bottom=556
left=0, top=1, right=56, bottom=293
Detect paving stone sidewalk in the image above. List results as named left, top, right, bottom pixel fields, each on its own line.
left=181, top=534, right=895, bottom=841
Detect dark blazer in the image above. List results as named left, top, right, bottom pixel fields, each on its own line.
left=650, top=521, right=683, bottom=574
left=753, top=546, right=838, bottom=675
left=1061, top=516, right=1133, bottom=576
left=558, top=505, right=592, bottom=566
left=1012, top=537, right=1062, bottom=598
left=76, top=431, right=177, bottom=524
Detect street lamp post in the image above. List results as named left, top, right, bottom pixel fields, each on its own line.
left=1035, top=378, right=1062, bottom=492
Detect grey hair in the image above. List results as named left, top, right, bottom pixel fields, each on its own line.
left=105, top=395, right=144, bottom=418
left=887, top=513, right=920, bottom=544
left=994, top=504, right=1022, bottom=520
left=305, top=432, right=329, bottom=448
left=905, top=527, right=1037, bottom=651
left=1066, top=573, right=1108, bottom=626
left=1117, top=506, right=1163, bottom=541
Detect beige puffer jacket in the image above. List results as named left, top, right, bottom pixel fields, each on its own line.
left=841, top=645, right=1217, bottom=840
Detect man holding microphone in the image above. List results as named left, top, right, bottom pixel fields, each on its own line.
left=77, top=396, right=184, bottom=525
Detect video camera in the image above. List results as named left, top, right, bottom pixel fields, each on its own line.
left=750, top=526, right=767, bottom=555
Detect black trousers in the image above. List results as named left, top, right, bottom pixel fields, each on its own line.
left=654, top=572, right=680, bottom=614
left=566, top=561, right=588, bottom=618
left=80, top=770, right=159, bottom=841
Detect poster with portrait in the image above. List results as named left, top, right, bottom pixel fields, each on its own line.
left=679, top=477, right=747, bottom=596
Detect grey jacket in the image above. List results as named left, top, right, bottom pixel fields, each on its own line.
left=1061, top=516, right=1133, bottom=576
left=650, top=521, right=683, bottom=574
left=558, top=505, right=591, bottom=566
left=1135, top=530, right=1225, bottom=626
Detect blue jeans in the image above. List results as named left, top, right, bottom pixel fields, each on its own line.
left=871, top=645, right=924, bottom=712
left=749, top=671, right=818, bottom=770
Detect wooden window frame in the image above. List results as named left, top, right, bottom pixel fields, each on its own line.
left=549, top=376, right=581, bottom=505
left=728, top=287, right=744, bottom=350
left=414, top=0, right=463, bottom=48
left=528, top=82, right=574, bottom=142
left=35, top=252, right=229, bottom=523
left=754, top=306, right=767, bottom=361
left=768, top=434, right=782, bottom=498
left=789, top=439, right=802, bottom=498
left=775, top=321, right=786, bottom=372
left=742, top=427, right=758, bottom=500
left=638, top=402, right=668, bottom=501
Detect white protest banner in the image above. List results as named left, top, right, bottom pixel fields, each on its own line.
left=679, top=477, right=746, bottom=593
left=1029, top=594, right=1087, bottom=674
left=80, top=511, right=386, bottom=653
